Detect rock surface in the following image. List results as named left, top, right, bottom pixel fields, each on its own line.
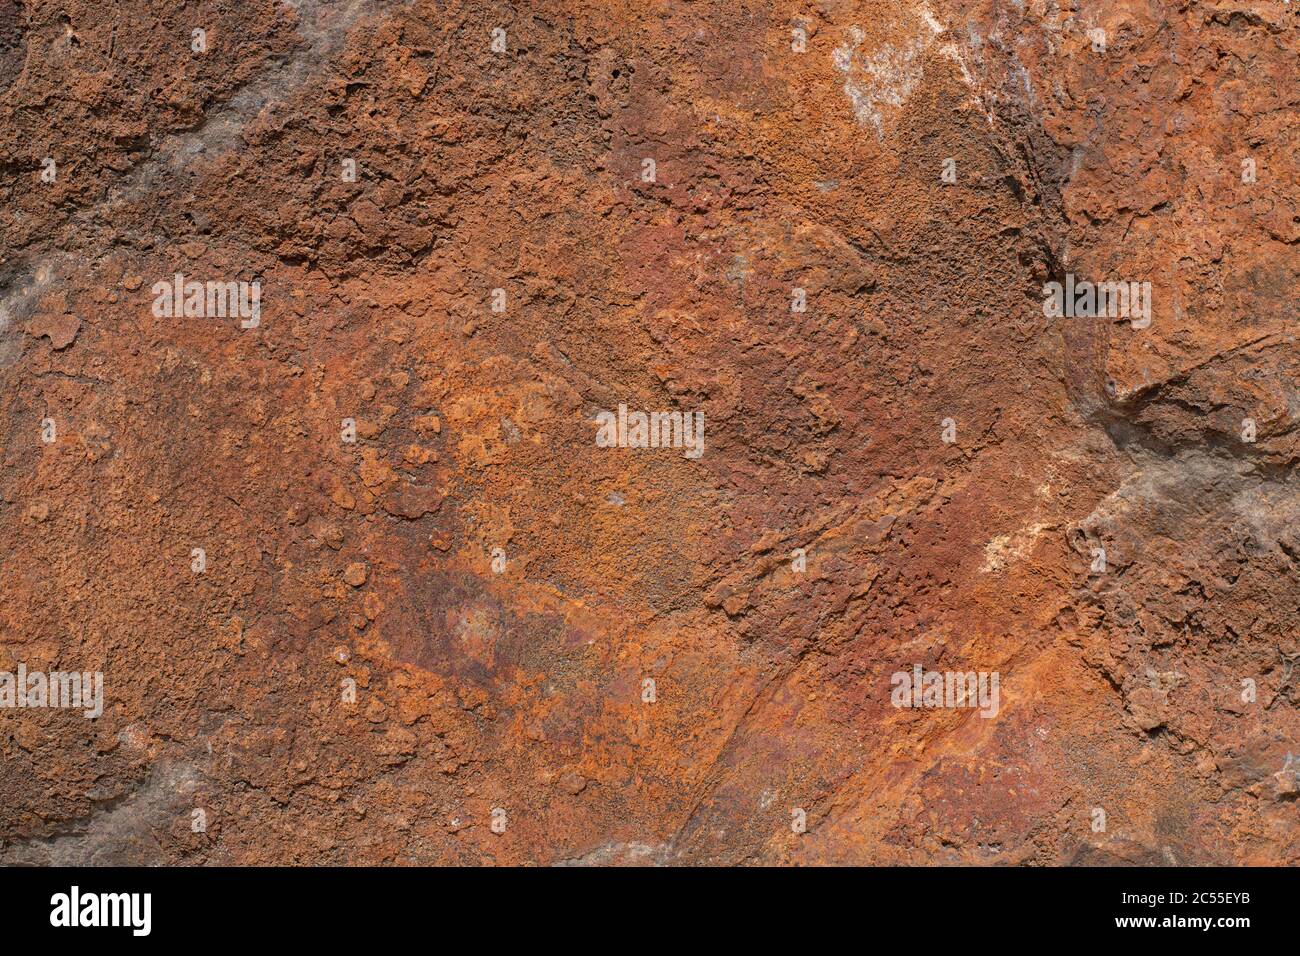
left=0, top=0, right=1296, bottom=865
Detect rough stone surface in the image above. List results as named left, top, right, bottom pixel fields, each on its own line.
left=0, top=0, right=1296, bottom=865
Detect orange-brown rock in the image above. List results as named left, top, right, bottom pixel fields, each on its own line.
left=0, top=0, right=1295, bottom=865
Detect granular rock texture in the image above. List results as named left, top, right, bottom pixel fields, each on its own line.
left=0, top=0, right=1296, bottom=865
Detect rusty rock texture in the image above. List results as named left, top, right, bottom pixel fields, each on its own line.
left=0, top=0, right=1296, bottom=865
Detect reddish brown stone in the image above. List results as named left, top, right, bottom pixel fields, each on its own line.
left=0, top=0, right=1295, bottom=868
